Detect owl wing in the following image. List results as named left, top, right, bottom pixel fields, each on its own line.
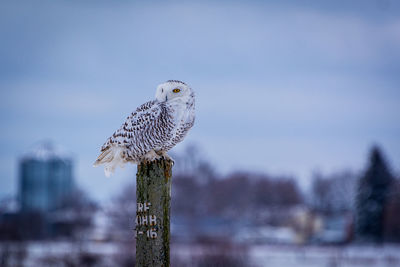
left=94, top=100, right=173, bottom=176
left=100, top=100, right=169, bottom=152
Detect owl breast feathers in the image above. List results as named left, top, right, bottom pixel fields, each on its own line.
left=94, top=80, right=195, bottom=177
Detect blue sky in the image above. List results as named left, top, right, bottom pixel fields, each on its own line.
left=1, top=0, right=399, bottom=202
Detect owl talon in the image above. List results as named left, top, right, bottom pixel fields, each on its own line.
left=157, top=151, right=174, bottom=164
left=161, top=156, right=174, bottom=165
left=143, top=150, right=161, bottom=162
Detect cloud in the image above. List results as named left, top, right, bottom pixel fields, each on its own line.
left=2, top=1, right=400, bottom=81
left=0, top=0, right=399, bottom=202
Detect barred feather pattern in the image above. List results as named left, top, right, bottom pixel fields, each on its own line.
left=100, top=100, right=175, bottom=163
left=94, top=80, right=195, bottom=176
left=102, top=94, right=194, bottom=157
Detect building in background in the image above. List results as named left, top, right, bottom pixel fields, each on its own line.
left=19, top=141, right=74, bottom=213
left=0, top=141, right=95, bottom=240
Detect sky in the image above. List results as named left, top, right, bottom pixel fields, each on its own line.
left=1, top=0, right=399, bottom=203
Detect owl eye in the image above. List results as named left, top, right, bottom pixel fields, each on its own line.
left=172, top=88, right=181, bottom=93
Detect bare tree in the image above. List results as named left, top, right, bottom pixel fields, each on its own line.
left=311, top=170, right=358, bottom=214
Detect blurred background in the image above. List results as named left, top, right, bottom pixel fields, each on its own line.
left=1, top=0, right=400, bottom=266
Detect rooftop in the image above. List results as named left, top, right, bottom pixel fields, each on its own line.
left=21, top=141, right=71, bottom=161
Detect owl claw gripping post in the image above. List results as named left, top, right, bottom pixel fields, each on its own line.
left=94, top=80, right=195, bottom=177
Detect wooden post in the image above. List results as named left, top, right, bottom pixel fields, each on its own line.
left=135, top=158, right=173, bottom=267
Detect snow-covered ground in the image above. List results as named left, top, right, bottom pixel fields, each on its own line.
left=247, top=244, right=400, bottom=267
left=1, top=241, right=399, bottom=267
left=172, top=243, right=400, bottom=267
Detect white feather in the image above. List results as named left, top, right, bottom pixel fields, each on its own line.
left=94, top=80, right=195, bottom=177
left=94, top=146, right=126, bottom=177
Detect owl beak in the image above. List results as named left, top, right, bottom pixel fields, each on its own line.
left=165, top=95, right=168, bottom=102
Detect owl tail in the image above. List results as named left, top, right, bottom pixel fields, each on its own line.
left=93, top=146, right=125, bottom=177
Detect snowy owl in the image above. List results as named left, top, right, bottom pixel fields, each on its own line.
left=94, top=80, right=195, bottom=177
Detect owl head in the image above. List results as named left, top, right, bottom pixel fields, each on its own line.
left=155, top=80, right=193, bottom=102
